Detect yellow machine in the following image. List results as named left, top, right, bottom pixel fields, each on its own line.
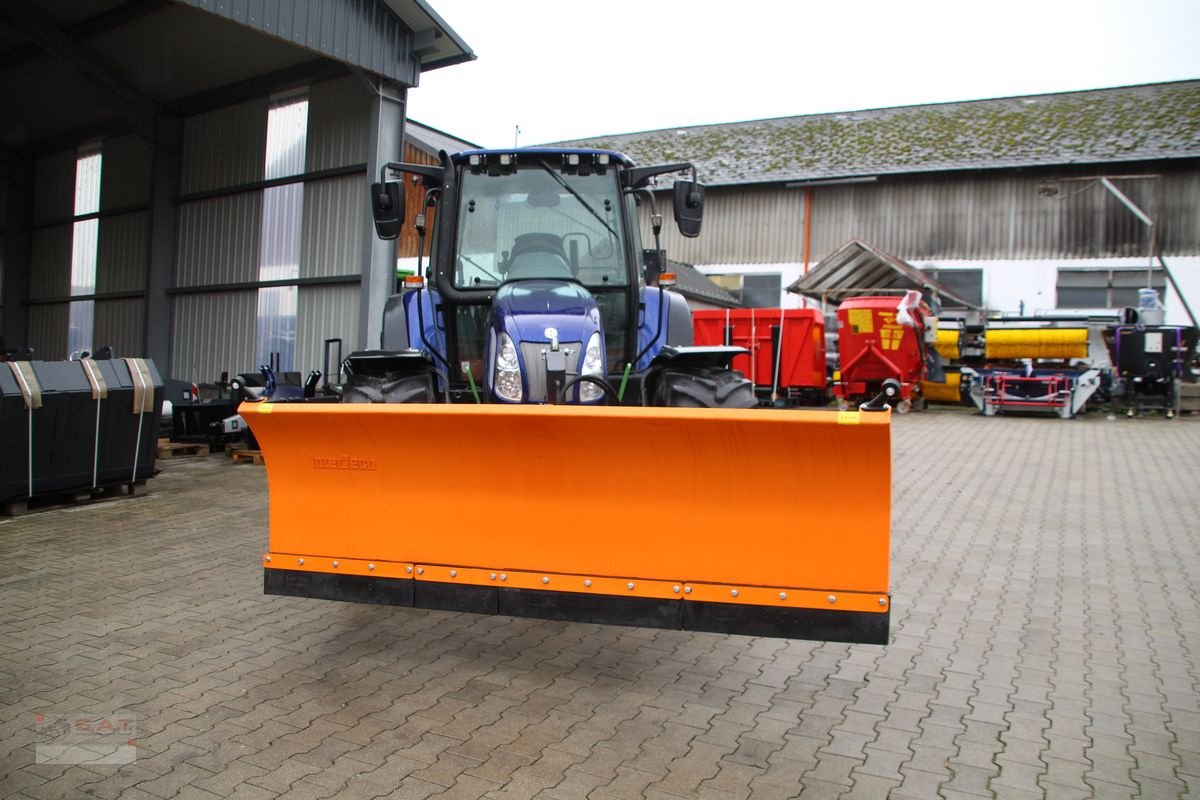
left=984, top=328, right=1088, bottom=360
left=921, top=371, right=962, bottom=403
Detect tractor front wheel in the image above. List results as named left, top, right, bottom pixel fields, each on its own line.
left=649, top=367, right=757, bottom=409
left=341, top=371, right=436, bottom=404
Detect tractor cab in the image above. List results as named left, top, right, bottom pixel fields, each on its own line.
left=365, top=148, right=721, bottom=405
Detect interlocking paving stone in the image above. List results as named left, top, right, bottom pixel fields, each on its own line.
left=2, top=411, right=1198, bottom=798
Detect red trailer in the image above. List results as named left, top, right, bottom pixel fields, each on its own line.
left=833, top=295, right=930, bottom=412
left=693, top=308, right=827, bottom=405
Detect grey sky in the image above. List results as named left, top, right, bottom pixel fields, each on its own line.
left=406, top=0, right=1200, bottom=149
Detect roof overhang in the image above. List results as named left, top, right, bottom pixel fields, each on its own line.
left=788, top=238, right=980, bottom=309
left=0, top=0, right=473, bottom=154
left=384, top=0, right=474, bottom=72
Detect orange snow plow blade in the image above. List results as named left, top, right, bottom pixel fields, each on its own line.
left=242, top=402, right=892, bottom=644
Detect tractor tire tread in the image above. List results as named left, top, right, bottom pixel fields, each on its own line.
left=653, top=367, right=757, bottom=409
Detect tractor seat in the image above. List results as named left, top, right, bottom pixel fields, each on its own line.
left=506, top=251, right=573, bottom=280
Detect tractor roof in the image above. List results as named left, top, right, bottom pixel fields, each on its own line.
left=451, top=148, right=634, bottom=167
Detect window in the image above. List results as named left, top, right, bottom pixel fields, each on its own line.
left=455, top=166, right=627, bottom=289
left=67, top=148, right=102, bottom=357
left=920, top=268, right=982, bottom=308
left=1056, top=268, right=1166, bottom=309
left=255, top=93, right=308, bottom=371
left=709, top=273, right=782, bottom=308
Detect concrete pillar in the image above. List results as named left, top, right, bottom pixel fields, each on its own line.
left=2, top=157, right=32, bottom=351
left=359, top=82, right=406, bottom=350
left=144, top=115, right=181, bottom=375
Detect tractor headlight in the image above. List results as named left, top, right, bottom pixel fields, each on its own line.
left=494, top=332, right=522, bottom=402
left=579, top=332, right=604, bottom=402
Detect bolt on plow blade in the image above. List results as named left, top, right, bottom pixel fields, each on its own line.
left=242, top=403, right=892, bottom=644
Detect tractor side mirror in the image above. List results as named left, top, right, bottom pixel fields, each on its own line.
left=672, top=179, right=704, bottom=238
left=371, top=180, right=405, bottom=240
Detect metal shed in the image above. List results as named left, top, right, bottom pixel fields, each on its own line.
left=789, top=239, right=980, bottom=310
left=0, top=0, right=471, bottom=383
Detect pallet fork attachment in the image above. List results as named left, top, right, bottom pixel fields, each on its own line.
left=243, top=402, right=892, bottom=644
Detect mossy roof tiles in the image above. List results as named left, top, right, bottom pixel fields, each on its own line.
left=550, top=81, right=1200, bottom=187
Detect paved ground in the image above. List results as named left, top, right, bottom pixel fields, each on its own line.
left=1, top=408, right=1199, bottom=799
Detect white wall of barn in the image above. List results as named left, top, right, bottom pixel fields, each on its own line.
left=694, top=257, right=1200, bottom=324
left=918, top=256, right=1200, bottom=324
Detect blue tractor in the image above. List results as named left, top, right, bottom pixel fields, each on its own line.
left=345, top=147, right=755, bottom=408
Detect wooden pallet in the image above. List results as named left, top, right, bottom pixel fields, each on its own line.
left=3, top=481, right=148, bottom=517
left=230, top=449, right=265, bottom=466
left=157, top=441, right=210, bottom=459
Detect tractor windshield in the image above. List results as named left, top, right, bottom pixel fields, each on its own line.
left=455, top=164, right=627, bottom=290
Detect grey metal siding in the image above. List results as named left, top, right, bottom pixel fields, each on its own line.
left=28, top=303, right=68, bottom=358
left=176, top=193, right=263, bottom=287
left=100, top=134, right=153, bottom=210
left=296, top=283, right=361, bottom=371
left=177, top=0, right=419, bottom=86
left=29, top=225, right=72, bottom=300
left=1159, top=172, right=1200, bottom=255
left=642, top=187, right=808, bottom=265
left=97, top=212, right=150, bottom=294
left=300, top=174, right=365, bottom=278
left=33, top=151, right=76, bottom=224
left=94, top=298, right=146, bottom=356
left=647, top=167, right=1200, bottom=266
left=307, top=76, right=371, bottom=171
left=180, top=99, right=268, bottom=195
left=172, top=291, right=258, bottom=382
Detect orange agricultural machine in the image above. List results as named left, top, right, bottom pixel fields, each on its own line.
left=243, top=147, right=893, bottom=644
left=832, top=293, right=934, bottom=412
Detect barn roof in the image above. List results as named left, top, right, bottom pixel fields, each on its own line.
left=552, top=81, right=1200, bottom=188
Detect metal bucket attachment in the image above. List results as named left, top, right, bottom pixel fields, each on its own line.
left=243, top=402, right=892, bottom=644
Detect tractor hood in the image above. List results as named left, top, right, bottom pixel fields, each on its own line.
left=492, top=280, right=602, bottom=344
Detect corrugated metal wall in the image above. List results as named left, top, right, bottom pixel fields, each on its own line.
left=296, top=283, right=361, bottom=374
left=100, top=134, right=152, bottom=210
left=300, top=175, right=365, bottom=278
left=173, top=99, right=269, bottom=377
left=307, top=77, right=371, bottom=172
left=171, top=291, right=258, bottom=381
left=28, top=151, right=76, bottom=356
left=94, top=298, right=146, bottom=356
left=32, top=151, right=76, bottom=223
left=28, top=303, right=68, bottom=358
left=649, top=166, right=1200, bottom=266
left=181, top=100, right=268, bottom=195
left=643, top=188, right=808, bottom=266
left=96, top=212, right=149, bottom=294
left=24, top=136, right=153, bottom=359
left=169, top=77, right=371, bottom=380
left=95, top=134, right=152, bottom=355
left=176, top=193, right=263, bottom=287
left=177, top=0, right=420, bottom=86
left=29, top=226, right=72, bottom=300
left=1, top=183, right=5, bottom=329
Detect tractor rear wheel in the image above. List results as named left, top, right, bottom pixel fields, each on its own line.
left=650, top=367, right=757, bottom=409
